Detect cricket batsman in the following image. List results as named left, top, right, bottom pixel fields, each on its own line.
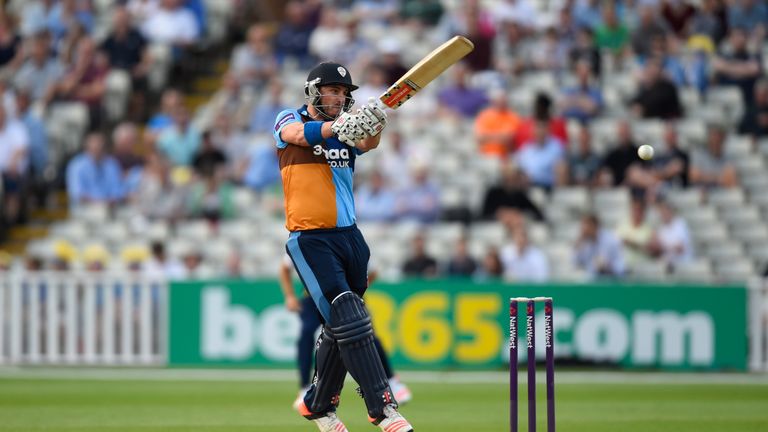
left=273, top=61, right=414, bottom=432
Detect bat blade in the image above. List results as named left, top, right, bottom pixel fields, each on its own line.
left=379, top=35, right=474, bottom=110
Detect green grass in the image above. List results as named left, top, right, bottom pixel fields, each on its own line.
left=1, top=373, right=767, bottom=431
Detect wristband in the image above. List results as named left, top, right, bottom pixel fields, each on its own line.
left=304, top=121, right=324, bottom=145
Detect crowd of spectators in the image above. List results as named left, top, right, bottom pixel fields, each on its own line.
left=1, top=0, right=767, bottom=280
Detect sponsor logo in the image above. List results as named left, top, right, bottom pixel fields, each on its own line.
left=274, top=112, right=296, bottom=132
left=313, top=145, right=351, bottom=168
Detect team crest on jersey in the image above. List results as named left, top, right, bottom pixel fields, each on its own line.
left=337, top=67, right=347, bottom=77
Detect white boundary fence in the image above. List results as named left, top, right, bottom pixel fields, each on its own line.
left=0, top=272, right=166, bottom=365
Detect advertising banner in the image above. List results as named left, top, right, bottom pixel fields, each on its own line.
left=168, top=280, right=747, bottom=370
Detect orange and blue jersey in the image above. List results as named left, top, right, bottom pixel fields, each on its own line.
left=273, top=105, right=363, bottom=232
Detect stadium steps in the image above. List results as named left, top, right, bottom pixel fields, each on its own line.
left=0, top=192, right=68, bottom=257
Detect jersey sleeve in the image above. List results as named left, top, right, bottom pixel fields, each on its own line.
left=273, top=109, right=302, bottom=149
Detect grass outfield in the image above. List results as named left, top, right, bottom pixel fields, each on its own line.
left=1, top=370, right=767, bottom=431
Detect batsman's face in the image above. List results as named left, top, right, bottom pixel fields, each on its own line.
left=318, top=85, right=349, bottom=117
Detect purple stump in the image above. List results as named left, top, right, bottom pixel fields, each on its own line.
left=526, top=300, right=536, bottom=432
left=544, top=299, right=555, bottom=432
left=510, top=299, right=518, bottom=432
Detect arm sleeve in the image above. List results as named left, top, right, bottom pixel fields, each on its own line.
left=273, top=109, right=301, bottom=149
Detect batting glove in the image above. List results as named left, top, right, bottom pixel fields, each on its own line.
left=331, top=111, right=367, bottom=147
left=357, top=98, right=388, bottom=137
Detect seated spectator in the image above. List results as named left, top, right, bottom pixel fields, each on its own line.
left=514, top=120, right=565, bottom=189
left=141, top=0, right=200, bottom=46
left=249, top=78, right=285, bottom=135
left=0, top=13, right=23, bottom=73
left=192, top=131, right=227, bottom=178
left=641, top=35, right=687, bottom=87
left=147, top=88, right=183, bottom=133
left=689, top=0, right=726, bottom=45
left=437, top=62, right=488, bottom=118
left=82, top=243, right=110, bottom=272
left=560, top=59, right=603, bottom=123
left=379, top=131, right=431, bottom=190
left=356, top=171, right=398, bottom=223
left=185, top=172, right=235, bottom=222
left=402, top=234, right=438, bottom=278
left=66, top=132, right=126, bottom=208
left=558, top=124, right=601, bottom=187
left=0, top=103, right=30, bottom=225
left=598, top=120, right=643, bottom=187
left=230, top=24, right=276, bottom=91
left=474, top=246, right=504, bottom=281
left=208, top=111, right=249, bottom=176
left=652, top=122, right=689, bottom=189
left=573, top=0, right=601, bottom=30
left=480, top=163, right=544, bottom=222
left=378, top=38, right=410, bottom=85
left=241, top=140, right=281, bottom=193
left=400, top=0, right=444, bottom=26
left=474, top=88, right=521, bottom=159
left=500, top=225, right=549, bottom=282
left=574, top=214, right=625, bottom=279
left=13, top=30, right=64, bottom=103
left=529, top=27, right=568, bottom=74
left=616, top=197, right=655, bottom=269
left=157, top=106, right=202, bottom=166
left=739, top=79, right=768, bottom=138
left=15, top=90, right=47, bottom=186
left=100, top=5, right=152, bottom=120
left=661, top=0, right=696, bottom=38
left=514, top=93, right=569, bottom=150
left=144, top=241, right=187, bottom=280
left=689, top=124, right=738, bottom=188
left=46, top=0, right=94, bottom=42
left=569, top=27, right=601, bottom=79
left=595, top=3, right=629, bottom=57
left=199, top=74, right=252, bottom=131
left=631, top=5, right=670, bottom=59
left=397, top=163, right=440, bottom=223
left=273, top=1, right=315, bottom=69
left=51, top=37, right=110, bottom=129
left=631, top=57, right=683, bottom=119
left=727, top=0, right=767, bottom=40
left=712, top=27, right=762, bottom=103
left=649, top=199, right=693, bottom=269
left=131, top=152, right=185, bottom=221
left=352, top=64, right=388, bottom=110
left=127, top=0, right=160, bottom=23
left=445, top=236, right=477, bottom=278
left=112, top=122, right=144, bottom=193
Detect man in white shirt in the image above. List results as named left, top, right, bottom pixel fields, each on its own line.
left=141, top=0, right=199, bottom=46
left=650, top=200, right=693, bottom=269
left=500, top=225, right=549, bottom=282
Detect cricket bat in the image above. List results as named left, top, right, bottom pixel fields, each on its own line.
left=379, top=36, right=474, bottom=110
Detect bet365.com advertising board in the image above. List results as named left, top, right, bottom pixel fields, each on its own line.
left=168, top=280, right=747, bottom=370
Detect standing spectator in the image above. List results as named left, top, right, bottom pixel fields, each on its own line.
left=689, top=124, right=738, bottom=188
left=500, top=226, right=549, bottom=282
left=397, top=163, right=440, bottom=223
left=445, top=236, right=477, bottom=277
left=66, top=132, right=126, bottom=208
left=712, top=27, right=762, bottom=104
left=616, top=197, right=656, bottom=269
left=402, top=234, right=438, bottom=277
left=480, top=163, right=544, bottom=222
left=157, top=106, right=202, bottom=167
left=649, top=199, right=693, bottom=269
left=560, top=59, right=603, bottom=123
left=474, top=88, right=521, bottom=159
left=230, top=24, right=277, bottom=91
left=273, top=1, right=316, bottom=68
left=355, top=170, right=398, bottom=223
left=631, top=57, right=683, bottom=119
left=0, top=103, right=29, bottom=225
left=574, top=214, right=626, bottom=279
left=515, top=120, right=565, bottom=189
left=739, top=79, right=768, bottom=138
left=559, top=124, right=601, bottom=187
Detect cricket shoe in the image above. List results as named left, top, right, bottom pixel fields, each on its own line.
left=292, top=387, right=309, bottom=411
left=388, top=377, right=412, bottom=405
left=296, top=400, right=349, bottom=432
left=370, top=404, right=413, bottom=432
